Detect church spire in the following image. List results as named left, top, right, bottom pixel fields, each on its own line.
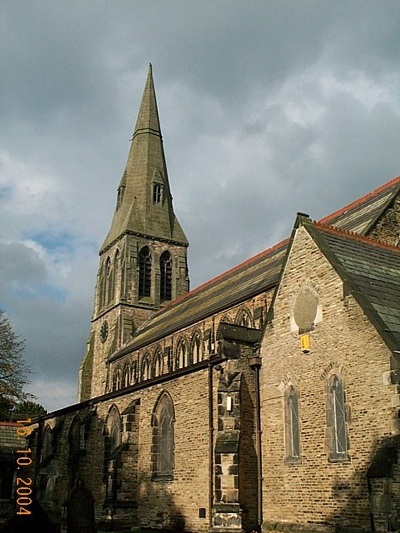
left=101, top=65, right=188, bottom=253
left=133, top=63, right=161, bottom=139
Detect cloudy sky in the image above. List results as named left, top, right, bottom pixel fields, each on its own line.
left=1, top=1, right=400, bottom=413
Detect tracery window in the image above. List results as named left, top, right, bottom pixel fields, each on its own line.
left=326, top=374, right=349, bottom=461
left=138, top=246, right=152, bottom=298
left=151, top=392, right=175, bottom=480
left=160, top=251, right=172, bottom=301
left=235, top=306, right=253, bottom=328
left=284, top=385, right=301, bottom=463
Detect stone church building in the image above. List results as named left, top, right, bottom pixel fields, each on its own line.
left=28, top=66, right=400, bottom=533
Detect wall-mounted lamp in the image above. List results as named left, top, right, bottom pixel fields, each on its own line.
left=300, top=334, right=310, bottom=354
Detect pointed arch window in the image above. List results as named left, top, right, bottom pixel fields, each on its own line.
left=176, top=339, right=187, bottom=369
left=326, top=375, right=349, bottom=462
left=141, top=353, right=151, bottom=381
left=284, top=385, right=301, bottom=463
left=151, top=393, right=175, bottom=480
left=105, top=257, right=114, bottom=305
left=123, top=363, right=130, bottom=388
left=138, top=246, right=152, bottom=298
left=104, top=406, right=122, bottom=501
left=160, top=251, right=172, bottom=301
left=153, top=183, right=163, bottom=204
left=192, top=333, right=202, bottom=364
left=114, top=250, right=119, bottom=301
left=152, top=349, right=163, bottom=377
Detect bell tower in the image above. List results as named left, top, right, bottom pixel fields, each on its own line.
left=79, top=65, right=189, bottom=401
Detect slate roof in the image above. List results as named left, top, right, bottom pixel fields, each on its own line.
left=320, top=175, right=400, bottom=234
left=112, top=176, right=400, bottom=360
left=306, top=221, right=400, bottom=352
left=0, top=423, right=27, bottom=459
left=113, top=240, right=288, bottom=358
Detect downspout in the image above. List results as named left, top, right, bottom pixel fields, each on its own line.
left=250, top=345, right=263, bottom=529
left=208, top=360, right=214, bottom=530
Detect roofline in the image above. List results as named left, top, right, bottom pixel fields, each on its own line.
left=319, top=175, right=400, bottom=225
left=303, top=220, right=400, bottom=353
left=158, top=237, right=290, bottom=313
left=312, top=220, right=400, bottom=254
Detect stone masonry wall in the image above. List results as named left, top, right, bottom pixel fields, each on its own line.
left=260, top=226, right=396, bottom=532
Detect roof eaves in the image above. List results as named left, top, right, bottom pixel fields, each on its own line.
left=305, top=221, right=400, bottom=354
left=319, top=176, right=400, bottom=226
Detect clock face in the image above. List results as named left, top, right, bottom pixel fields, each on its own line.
left=100, top=321, right=109, bottom=343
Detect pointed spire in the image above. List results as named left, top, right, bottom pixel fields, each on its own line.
left=100, top=66, right=188, bottom=253
left=132, top=63, right=162, bottom=139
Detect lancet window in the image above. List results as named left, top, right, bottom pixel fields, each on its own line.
left=151, top=392, right=175, bottom=480
left=138, top=246, right=152, bottom=298
left=284, top=385, right=301, bottom=462
left=160, top=251, right=172, bottom=301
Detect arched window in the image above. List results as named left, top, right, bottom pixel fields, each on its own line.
left=138, top=246, right=152, bottom=298
left=176, top=338, right=187, bottom=369
left=115, top=369, right=122, bottom=391
left=235, top=306, right=253, bottom=328
left=114, top=250, right=119, bottom=301
left=152, top=349, right=163, bottom=377
left=104, top=406, right=122, bottom=501
left=326, top=375, right=348, bottom=461
left=123, top=363, right=130, bottom=388
left=191, top=332, right=202, bottom=364
left=41, top=425, right=53, bottom=464
left=141, top=353, right=151, bottom=381
left=131, top=361, right=138, bottom=384
left=69, top=416, right=82, bottom=458
left=153, top=183, right=163, bottom=204
left=160, top=251, right=173, bottom=301
left=105, top=257, right=113, bottom=305
left=151, top=392, right=175, bottom=480
left=284, top=385, right=301, bottom=462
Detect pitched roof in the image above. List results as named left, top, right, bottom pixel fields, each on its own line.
left=112, top=175, right=400, bottom=360
left=305, top=221, right=400, bottom=352
left=320, top=175, right=400, bottom=234
left=112, top=239, right=288, bottom=358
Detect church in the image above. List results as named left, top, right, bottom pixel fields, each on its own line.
left=28, top=66, right=400, bottom=533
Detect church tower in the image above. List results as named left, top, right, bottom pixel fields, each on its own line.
left=79, top=65, right=189, bottom=401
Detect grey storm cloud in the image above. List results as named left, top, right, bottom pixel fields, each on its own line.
left=1, top=1, right=400, bottom=411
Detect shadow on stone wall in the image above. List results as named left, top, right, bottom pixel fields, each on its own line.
left=322, top=435, right=400, bottom=533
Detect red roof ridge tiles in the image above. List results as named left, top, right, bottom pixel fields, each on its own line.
left=157, top=237, right=290, bottom=314
left=312, top=219, right=400, bottom=253
left=319, top=175, right=400, bottom=225
left=152, top=175, right=400, bottom=318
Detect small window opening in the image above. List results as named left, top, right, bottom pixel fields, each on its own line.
left=153, top=183, right=162, bottom=204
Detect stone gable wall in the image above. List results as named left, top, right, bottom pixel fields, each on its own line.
left=260, top=226, right=396, bottom=532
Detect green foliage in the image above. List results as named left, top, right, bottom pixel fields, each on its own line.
left=11, top=399, right=47, bottom=420
left=0, top=309, right=33, bottom=419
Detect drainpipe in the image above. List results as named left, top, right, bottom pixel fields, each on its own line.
left=249, top=345, right=263, bottom=529
left=208, top=361, right=214, bottom=530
